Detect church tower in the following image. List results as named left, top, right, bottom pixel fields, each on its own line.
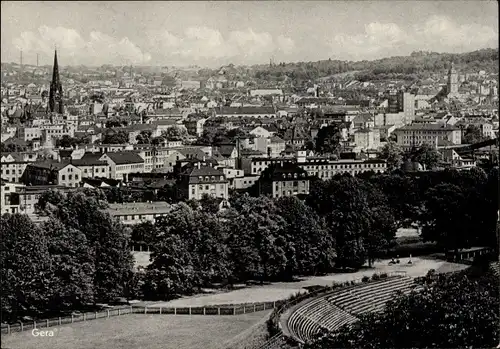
left=49, top=50, right=64, bottom=114
left=447, top=62, right=458, bottom=97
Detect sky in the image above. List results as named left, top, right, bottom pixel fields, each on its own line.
left=1, top=1, right=498, bottom=68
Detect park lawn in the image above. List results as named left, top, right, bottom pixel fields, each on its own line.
left=1, top=312, right=271, bottom=349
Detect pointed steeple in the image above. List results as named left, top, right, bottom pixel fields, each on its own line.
left=52, top=49, right=60, bottom=85
left=49, top=49, right=64, bottom=114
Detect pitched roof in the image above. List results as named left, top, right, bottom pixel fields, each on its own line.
left=216, top=106, right=276, bottom=115
left=103, top=152, right=144, bottom=165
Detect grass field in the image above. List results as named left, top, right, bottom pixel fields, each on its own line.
left=1, top=312, right=271, bottom=349
left=151, top=257, right=468, bottom=308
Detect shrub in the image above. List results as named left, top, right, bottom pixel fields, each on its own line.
left=350, top=280, right=356, bottom=285
left=380, top=273, right=388, bottom=279
left=372, top=273, right=380, bottom=281
left=362, top=276, right=370, bottom=283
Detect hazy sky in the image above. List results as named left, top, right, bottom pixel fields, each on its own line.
left=1, top=1, right=498, bottom=67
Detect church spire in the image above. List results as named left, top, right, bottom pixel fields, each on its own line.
left=49, top=49, right=64, bottom=114
left=52, top=49, right=60, bottom=85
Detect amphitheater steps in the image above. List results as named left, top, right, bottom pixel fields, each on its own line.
left=286, top=276, right=415, bottom=343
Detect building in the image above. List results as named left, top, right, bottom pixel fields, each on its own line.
left=387, top=89, right=415, bottom=124
left=394, top=124, right=462, bottom=149
left=447, top=62, right=459, bottom=97
left=1, top=152, right=36, bottom=182
left=258, top=163, right=310, bottom=198
left=354, top=128, right=381, bottom=150
left=23, top=162, right=82, bottom=187
left=177, top=162, right=229, bottom=200
left=215, top=106, right=277, bottom=119
left=99, top=152, right=145, bottom=182
left=107, top=202, right=172, bottom=225
left=72, top=153, right=110, bottom=178
left=1, top=180, right=24, bottom=214
left=49, top=50, right=64, bottom=114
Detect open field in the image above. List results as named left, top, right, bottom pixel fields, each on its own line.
left=150, top=257, right=468, bottom=308
left=1, top=312, right=271, bottom=349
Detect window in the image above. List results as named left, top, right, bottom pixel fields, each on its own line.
left=62, top=175, right=65, bottom=180
left=69, top=174, right=72, bottom=180
left=205, top=185, right=209, bottom=190
left=75, top=174, right=79, bottom=180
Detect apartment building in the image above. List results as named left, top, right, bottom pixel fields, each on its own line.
left=258, top=163, right=310, bottom=198
left=23, top=162, right=82, bottom=187
left=1, top=152, right=37, bottom=182
left=394, top=124, right=462, bottom=149
left=99, top=152, right=145, bottom=182
left=177, top=162, right=229, bottom=200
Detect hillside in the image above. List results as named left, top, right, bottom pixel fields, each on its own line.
left=250, top=48, right=499, bottom=83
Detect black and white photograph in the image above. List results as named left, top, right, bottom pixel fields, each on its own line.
left=0, top=1, right=499, bottom=349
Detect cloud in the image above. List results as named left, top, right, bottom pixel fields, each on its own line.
left=329, top=16, right=497, bottom=60
left=149, top=27, right=295, bottom=64
left=12, top=25, right=151, bottom=66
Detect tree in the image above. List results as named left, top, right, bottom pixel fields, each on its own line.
left=135, top=130, right=152, bottom=144
left=144, top=234, right=196, bottom=299
left=1, top=214, right=53, bottom=322
left=42, top=218, right=95, bottom=313
left=379, top=142, right=403, bottom=171
left=315, top=125, right=342, bottom=155
left=130, top=221, right=157, bottom=249
left=163, top=126, right=188, bottom=142
left=102, top=131, right=129, bottom=144
left=420, top=183, right=472, bottom=253
left=462, top=124, right=485, bottom=144
left=225, top=195, right=288, bottom=282
left=36, top=189, right=133, bottom=303
left=276, top=196, right=336, bottom=276
left=199, top=194, right=221, bottom=214
left=407, top=144, right=440, bottom=170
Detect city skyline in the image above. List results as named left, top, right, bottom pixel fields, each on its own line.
left=1, top=1, right=499, bottom=68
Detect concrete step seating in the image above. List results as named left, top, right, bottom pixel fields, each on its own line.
left=288, top=298, right=357, bottom=343
left=286, top=277, right=415, bottom=343
left=490, top=262, right=500, bottom=278
left=330, top=277, right=414, bottom=315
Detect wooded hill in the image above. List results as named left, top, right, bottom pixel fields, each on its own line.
left=250, top=48, right=499, bottom=83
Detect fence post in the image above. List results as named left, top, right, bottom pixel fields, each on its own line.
left=83, top=313, right=86, bottom=321
left=273, top=301, right=276, bottom=308
left=20, top=322, right=23, bottom=332
left=263, top=303, right=266, bottom=311
left=203, top=307, right=205, bottom=315
left=243, top=306, right=246, bottom=314
left=107, top=310, right=110, bottom=318
left=160, top=307, right=162, bottom=315
left=7, top=324, right=10, bottom=335
left=33, top=321, right=36, bottom=329
left=95, top=312, right=97, bottom=319
left=46, top=319, right=49, bottom=328
left=233, top=307, right=236, bottom=315
left=144, top=307, right=147, bottom=314
left=218, top=307, right=220, bottom=315
left=189, top=307, right=191, bottom=315
left=71, top=314, right=74, bottom=323
left=130, top=305, right=133, bottom=314
left=118, top=309, right=121, bottom=316
left=59, top=317, right=61, bottom=326
left=253, top=304, right=256, bottom=312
